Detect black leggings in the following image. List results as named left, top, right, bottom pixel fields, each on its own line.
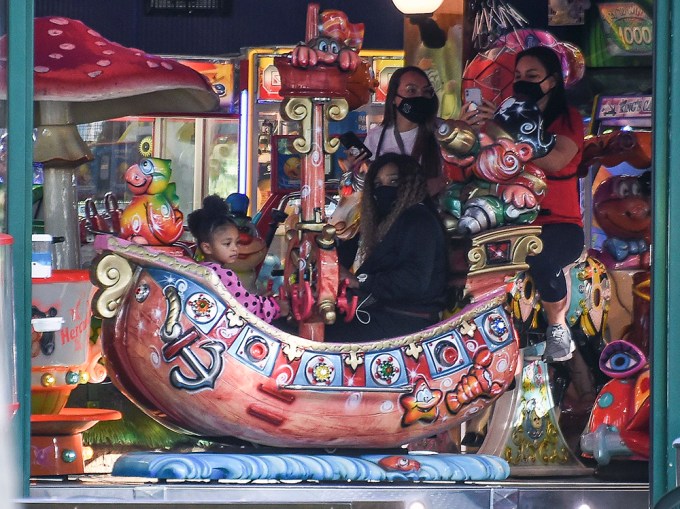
left=527, top=223, right=585, bottom=303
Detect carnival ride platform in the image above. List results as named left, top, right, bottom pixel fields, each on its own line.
left=25, top=475, right=649, bottom=509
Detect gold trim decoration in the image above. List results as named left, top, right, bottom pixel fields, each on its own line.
left=281, top=97, right=312, bottom=154
left=467, top=226, right=543, bottom=276
left=344, top=350, right=364, bottom=371
left=323, top=98, right=348, bottom=154
left=91, top=252, right=134, bottom=319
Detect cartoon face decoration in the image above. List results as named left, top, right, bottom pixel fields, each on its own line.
left=593, top=174, right=651, bottom=241
left=307, top=36, right=343, bottom=65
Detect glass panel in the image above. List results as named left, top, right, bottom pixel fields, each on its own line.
left=204, top=117, right=240, bottom=198
left=158, top=117, right=197, bottom=215
left=75, top=117, right=154, bottom=265
left=76, top=117, right=154, bottom=207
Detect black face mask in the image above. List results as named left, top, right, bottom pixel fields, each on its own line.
left=372, top=186, right=399, bottom=219
left=513, top=77, right=551, bottom=103
left=395, top=95, right=437, bottom=124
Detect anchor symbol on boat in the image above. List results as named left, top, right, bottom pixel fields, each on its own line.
left=160, top=286, right=225, bottom=391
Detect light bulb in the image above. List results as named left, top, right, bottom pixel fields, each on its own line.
left=392, top=0, right=444, bottom=15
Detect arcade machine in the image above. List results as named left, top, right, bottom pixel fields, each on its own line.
left=239, top=46, right=404, bottom=214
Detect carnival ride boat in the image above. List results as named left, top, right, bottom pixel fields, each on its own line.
left=90, top=225, right=539, bottom=451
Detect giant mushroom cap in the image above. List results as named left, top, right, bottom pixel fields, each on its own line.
left=0, top=17, right=220, bottom=165
left=0, top=17, right=219, bottom=269
left=9, top=16, right=218, bottom=124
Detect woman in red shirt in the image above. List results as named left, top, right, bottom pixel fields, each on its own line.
left=512, top=46, right=584, bottom=362
left=462, top=45, right=585, bottom=363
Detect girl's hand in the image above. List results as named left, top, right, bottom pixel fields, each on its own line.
left=275, top=296, right=290, bottom=317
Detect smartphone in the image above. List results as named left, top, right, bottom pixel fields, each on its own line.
left=339, top=131, right=372, bottom=159
left=464, top=87, right=483, bottom=106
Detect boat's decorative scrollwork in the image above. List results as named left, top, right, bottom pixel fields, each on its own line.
left=91, top=252, right=134, bottom=319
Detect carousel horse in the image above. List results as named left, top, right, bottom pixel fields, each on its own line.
left=471, top=159, right=657, bottom=475
left=436, top=99, right=611, bottom=466
left=437, top=97, right=552, bottom=236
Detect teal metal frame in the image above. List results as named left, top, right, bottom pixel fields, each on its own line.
left=652, top=0, right=679, bottom=506
left=7, top=0, right=34, bottom=497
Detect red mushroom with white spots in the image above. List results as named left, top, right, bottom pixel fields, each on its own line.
left=0, top=17, right=219, bottom=268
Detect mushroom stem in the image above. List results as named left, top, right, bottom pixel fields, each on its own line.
left=33, top=122, right=93, bottom=269
left=41, top=163, right=81, bottom=269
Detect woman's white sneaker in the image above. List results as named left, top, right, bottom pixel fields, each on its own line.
left=542, top=324, right=576, bottom=362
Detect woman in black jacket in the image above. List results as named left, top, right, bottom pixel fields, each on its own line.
left=327, top=153, right=448, bottom=342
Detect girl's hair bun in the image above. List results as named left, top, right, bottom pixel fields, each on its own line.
left=202, top=194, right=230, bottom=216
left=187, top=194, right=236, bottom=244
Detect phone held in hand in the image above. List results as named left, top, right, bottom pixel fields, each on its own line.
left=339, top=131, right=372, bottom=159
left=464, top=87, right=483, bottom=106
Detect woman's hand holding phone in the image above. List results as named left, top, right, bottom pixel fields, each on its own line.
left=340, top=132, right=371, bottom=173
left=460, top=99, right=497, bottom=132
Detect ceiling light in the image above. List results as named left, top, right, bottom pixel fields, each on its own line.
left=392, top=0, right=444, bottom=16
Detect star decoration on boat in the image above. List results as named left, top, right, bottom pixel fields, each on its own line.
left=399, top=376, right=443, bottom=427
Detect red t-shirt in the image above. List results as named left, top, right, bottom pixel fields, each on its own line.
left=534, top=106, right=584, bottom=227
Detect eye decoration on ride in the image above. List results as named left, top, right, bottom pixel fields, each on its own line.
left=580, top=340, right=650, bottom=466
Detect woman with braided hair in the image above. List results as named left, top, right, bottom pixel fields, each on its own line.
left=326, top=153, right=448, bottom=342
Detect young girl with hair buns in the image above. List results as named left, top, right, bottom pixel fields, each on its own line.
left=187, top=195, right=288, bottom=323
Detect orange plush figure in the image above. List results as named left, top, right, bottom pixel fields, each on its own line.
left=592, top=173, right=651, bottom=269
left=226, top=193, right=268, bottom=292
left=119, top=158, right=184, bottom=246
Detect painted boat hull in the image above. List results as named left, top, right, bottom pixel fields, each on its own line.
left=92, top=235, right=527, bottom=449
